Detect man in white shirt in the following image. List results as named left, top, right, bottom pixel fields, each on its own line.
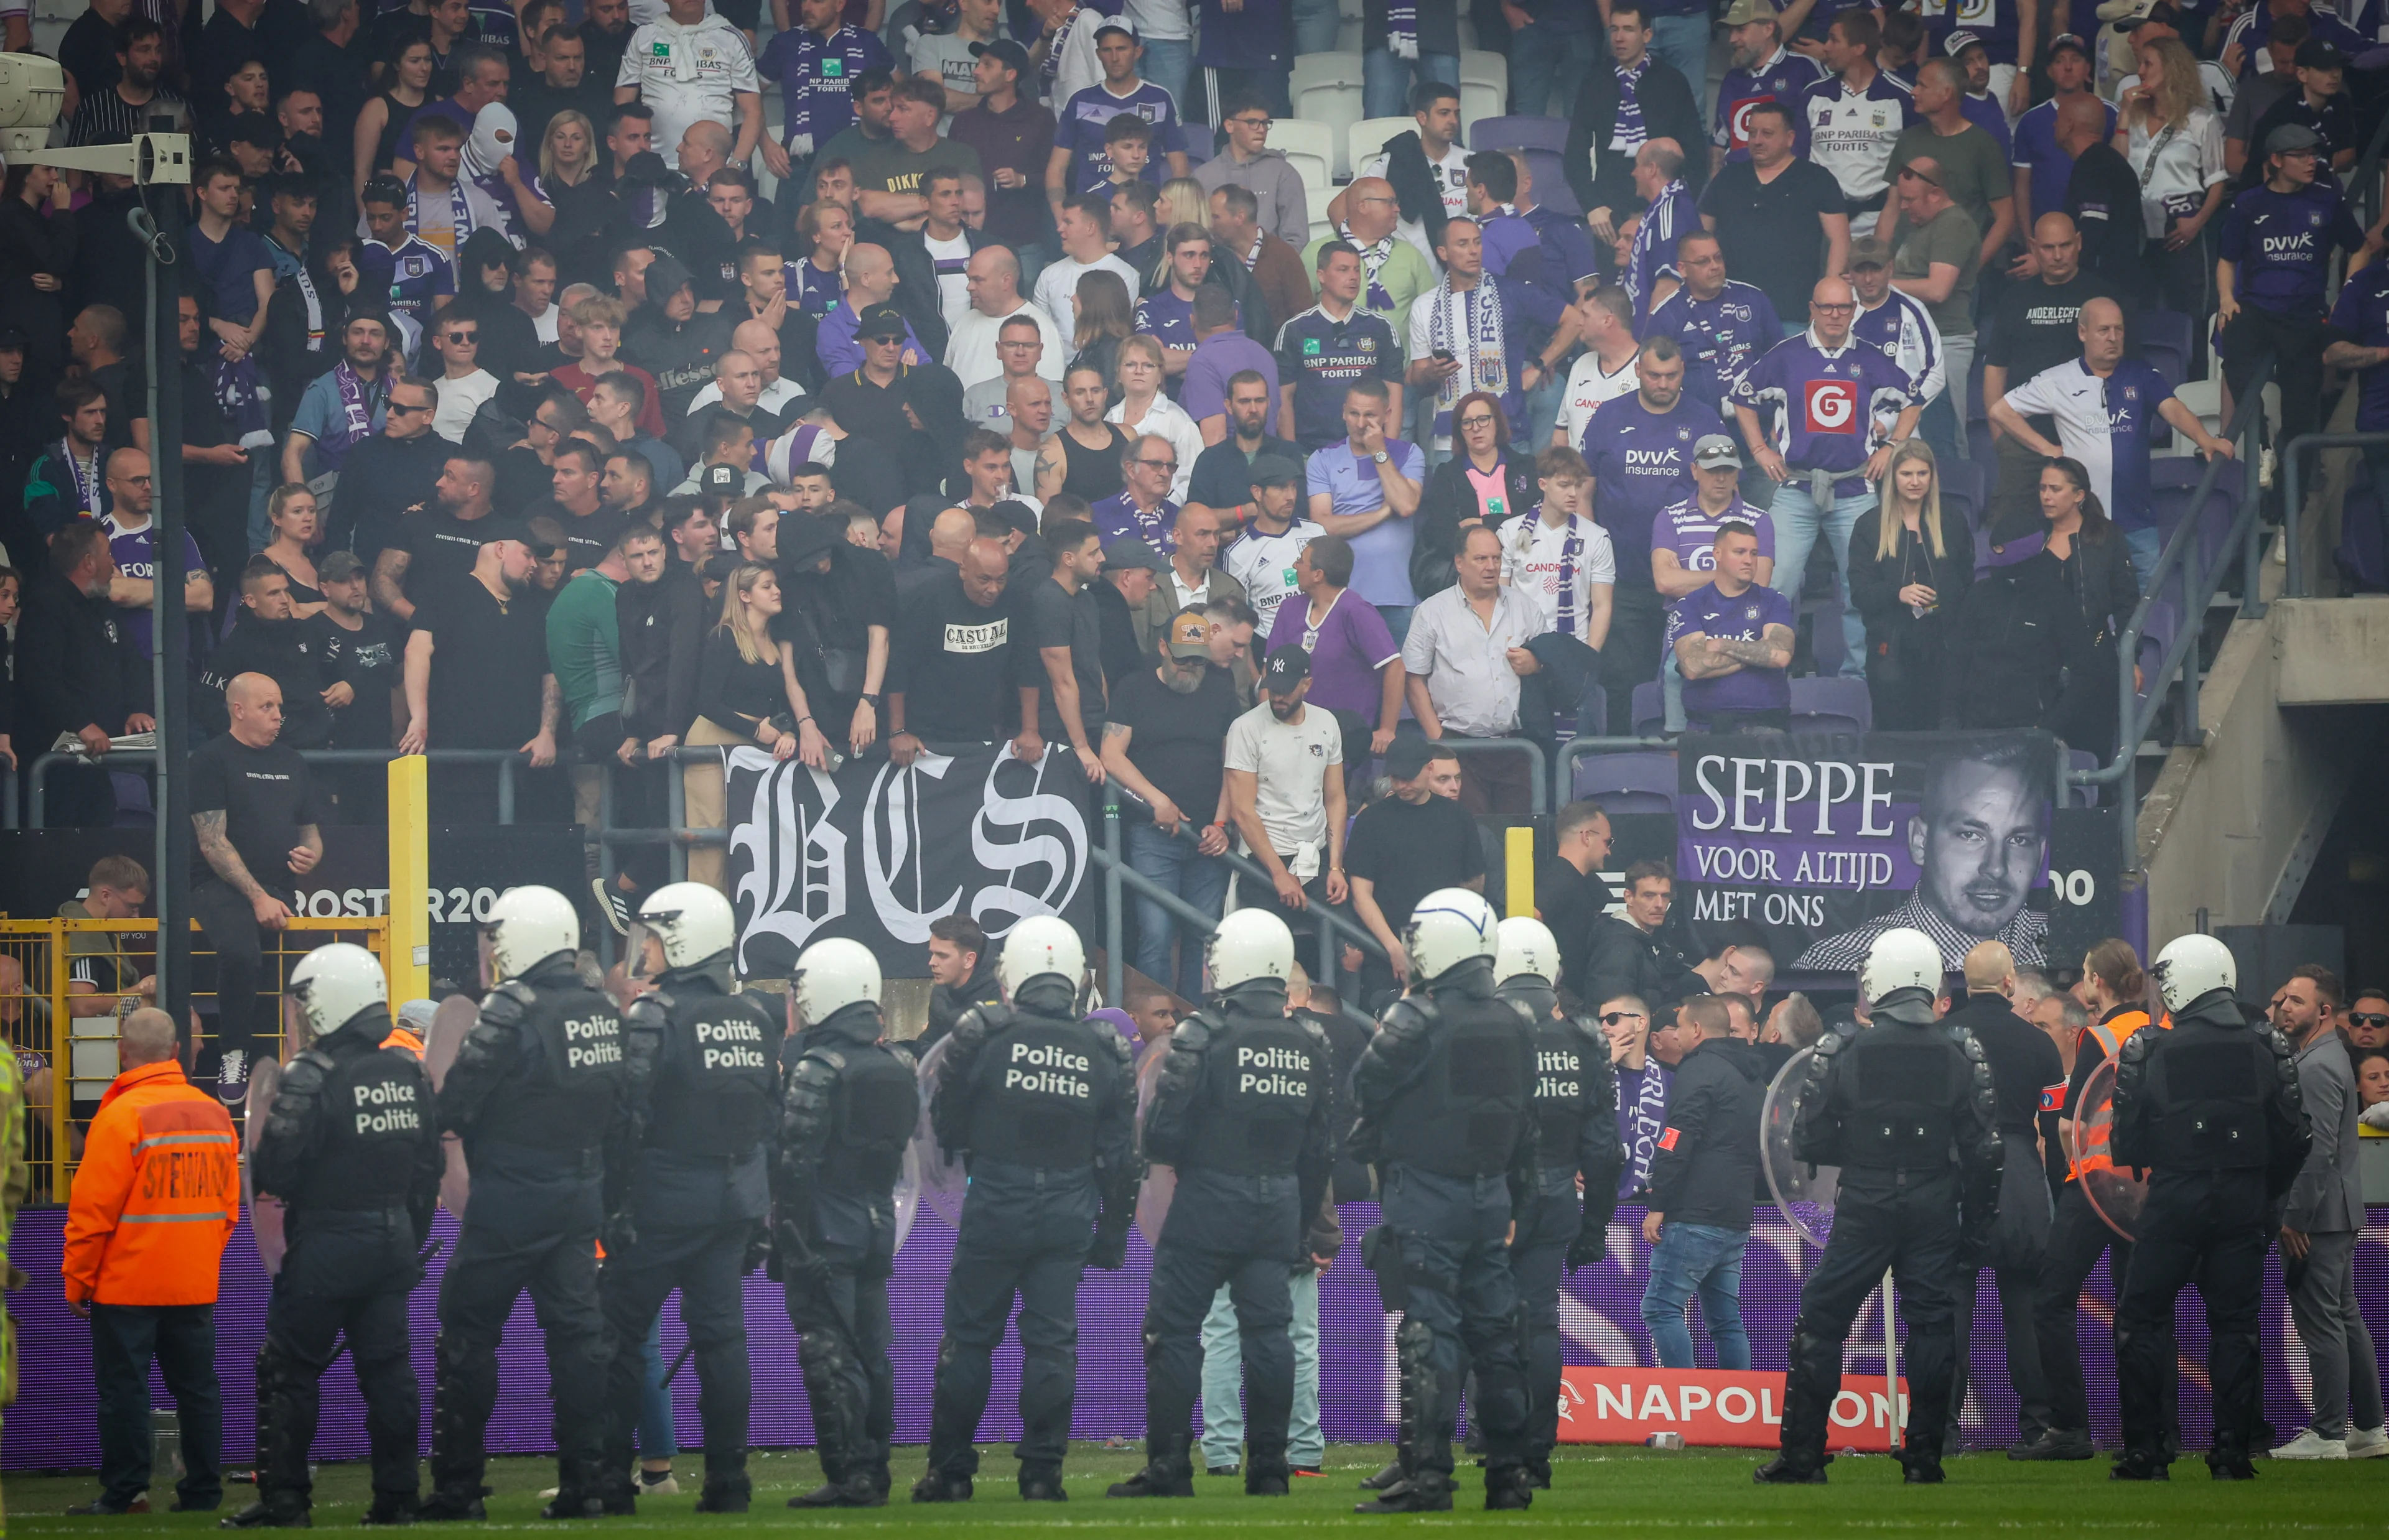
left=1405, top=216, right=1533, bottom=455
left=1403, top=522, right=1544, bottom=815
left=428, top=310, right=499, bottom=442
left=1344, top=80, right=1470, bottom=271
left=1221, top=455, right=1323, bottom=636
left=1552, top=282, right=1642, bottom=448
left=949, top=248, right=1067, bottom=390
left=1848, top=233, right=1947, bottom=408
left=684, top=318, right=808, bottom=417
left=1222, top=646, right=1349, bottom=921
left=1501, top=447, right=1614, bottom=649
left=1800, top=9, right=1916, bottom=238
left=1032, top=191, right=1143, bottom=330
left=613, top=0, right=762, bottom=173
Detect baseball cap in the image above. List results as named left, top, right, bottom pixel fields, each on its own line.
left=1260, top=645, right=1310, bottom=693
left=1719, top=0, right=1779, bottom=25
left=2296, top=38, right=2350, bottom=70
left=1943, top=28, right=1985, bottom=57
left=778, top=509, right=842, bottom=567
left=319, top=549, right=367, bottom=583
left=700, top=462, right=747, bottom=500
left=1846, top=233, right=1892, bottom=269
left=855, top=302, right=910, bottom=341
left=2266, top=121, right=2326, bottom=155
left=969, top=38, right=1030, bottom=72
left=1692, top=434, right=1743, bottom=472
left=2047, top=31, right=2093, bottom=57
left=1104, top=536, right=1166, bottom=573
left=1247, top=453, right=1303, bottom=489
left=474, top=516, right=542, bottom=553
left=1165, top=608, right=1211, bottom=659
left=228, top=112, right=281, bottom=147
left=1093, top=17, right=1137, bottom=42
left=0, top=325, right=24, bottom=353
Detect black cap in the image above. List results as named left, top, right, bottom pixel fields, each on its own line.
left=2296, top=38, right=2350, bottom=69
left=1260, top=645, right=1310, bottom=693
left=1247, top=453, right=1303, bottom=489
left=855, top=302, right=910, bottom=341
left=1104, top=536, right=1167, bottom=573
left=969, top=38, right=1030, bottom=73
left=474, top=516, right=543, bottom=552
left=2047, top=30, right=2092, bottom=56
left=777, top=510, right=842, bottom=567
left=700, top=462, right=745, bottom=499
left=700, top=551, right=743, bottom=584
left=228, top=112, right=281, bottom=147
left=990, top=498, right=1039, bottom=536
left=623, top=149, right=673, bottom=183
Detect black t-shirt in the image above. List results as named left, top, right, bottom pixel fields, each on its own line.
left=1107, top=664, right=1242, bottom=825
left=2064, top=144, right=2151, bottom=305
left=414, top=574, right=551, bottom=749
left=1344, top=791, right=1486, bottom=939
left=189, top=733, right=323, bottom=900
left=308, top=609, right=402, bottom=749
left=773, top=541, right=898, bottom=712
left=1022, top=576, right=1106, bottom=743
left=893, top=568, right=1013, bottom=742
left=1699, top=158, right=1848, bottom=320
left=821, top=366, right=921, bottom=447
left=1537, top=857, right=1611, bottom=1000
left=1986, top=272, right=2120, bottom=386
left=398, top=506, right=503, bottom=598
left=526, top=501, right=627, bottom=575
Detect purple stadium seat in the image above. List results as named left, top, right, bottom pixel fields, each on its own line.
left=1631, top=681, right=1665, bottom=736
left=1571, top=751, right=1677, bottom=814
left=1789, top=674, right=1872, bottom=735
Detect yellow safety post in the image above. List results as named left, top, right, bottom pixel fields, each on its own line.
left=1505, top=826, right=1535, bottom=918
left=389, top=755, right=430, bottom=1002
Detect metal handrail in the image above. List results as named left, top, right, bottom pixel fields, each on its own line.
left=17, top=748, right=533, bottom=830
left=2280, top=431, right=2389, bottom=597
left=1426, top=735, right=1548, bottom=817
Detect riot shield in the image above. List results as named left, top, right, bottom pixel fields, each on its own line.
left=910, top=1035, right=969, bottom=1228
left=423, top=996, right=477, bottom=1219
left=1761, top=1047, right=1837, bottom=1248
left=2064, top=1056, right=2143, bottom=1241
left=892, top=1140, right=921, bottom=1255
left=244, top=1055, right=286, bottom=1274
left=1134, top=1036, right=1174, bottom=1250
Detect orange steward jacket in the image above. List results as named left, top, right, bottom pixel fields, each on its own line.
left=63, top=1060, right=240, bottom=1306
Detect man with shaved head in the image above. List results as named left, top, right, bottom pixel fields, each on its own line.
left=896, top=504, right=981, bottom=600
left=1982, top=213, right=2117, bottom=534
left=1004, top=374, right=1055, bottom=494
left=1303, top=175, right=1436, bottom=343
left=2056, top=93, right=2148, bottom=307
left=889, top=529, right=1014, bottom=759
left=681, top=318, right=805, bottom=419
left=671, top=350, right=784, bottom=465
left=816, top=243, right=928, bottom=376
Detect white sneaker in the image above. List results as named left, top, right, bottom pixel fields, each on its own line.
left=2270, top=1428, right=2348, bottom=1460
left=638, top=1472, right=679, bottom=1496
left=2344, top=1426, right=2389, bottom=1459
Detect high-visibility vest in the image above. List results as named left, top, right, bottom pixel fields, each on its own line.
left=2068, top=1008, right=2158, bottom=1181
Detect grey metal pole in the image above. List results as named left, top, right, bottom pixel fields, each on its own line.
left=141, top=167, right=192, bottom=1027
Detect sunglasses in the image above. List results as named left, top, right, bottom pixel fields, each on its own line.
left=2352, top=1013, right=2389, bottom=1028
left=1600, top=1011, right=1646, bottom=1025
left=389, top=399, right=432, bottom=415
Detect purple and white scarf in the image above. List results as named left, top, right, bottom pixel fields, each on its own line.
left=1611, top=55, right=1652, bottom=154
left=1043, top=6, right=1079, bottom=93
left=1425, top=274, right=1509, bottom=434
left=322, top=361, right=384, bottom=467
left=1337, top=222, right=1400, bottom=315
left=1615, top=1060, right=1672, bottom=1198
left=1386, top=1, right=1419, bottom=60
left=404, top=172, right=477, bottom=251
left=213, top=355, right=274, bottom=450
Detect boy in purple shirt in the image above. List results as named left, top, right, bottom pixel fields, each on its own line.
left=1667, top=519, right=1797, bottom=730
left=1045, top=21, right=1192, bottom=203
left=1262, top=531, right=1403, bottom=768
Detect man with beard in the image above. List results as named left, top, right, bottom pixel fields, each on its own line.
left=65, top=17, right=192, bottom=148
left=1794, top=738, right=2052, bottom=972
left=372, top=450, right=505, bottom=626
left=282, top=310, right=395, bottom=491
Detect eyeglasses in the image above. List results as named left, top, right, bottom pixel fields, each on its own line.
left=1139, top=458, right=1178, bottom=471
left=1230, top=115, right=1272, bottom=130
left=1600, top=1011, right=1646, bottom=1025
left=533, top=414, right=568, bottom=432
left=1812, top=301, right=1856, bottom=313
left=1457, top=414, right=1497, bottom=429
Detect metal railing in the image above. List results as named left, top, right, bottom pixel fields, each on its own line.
left=16, top=748, right=534, bottom=830
left=1426, top=736, right=1548, bottom=816
left=2281, top=430, right=2389, bottom=597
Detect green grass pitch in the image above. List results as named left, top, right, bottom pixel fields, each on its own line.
left=8, top=1443, right=2382, bottom=1536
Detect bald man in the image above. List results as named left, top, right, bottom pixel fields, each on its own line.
left=187, top=671, right=325, bottom=1104
left=1940, top=939, right=2066, bottom=1455
left=1983, top=213, right=2118, bottom=534
left=817, top=243, right=928, bottom=377
left=888, top=527, right=1015, bottom=756
left=1303, top=176, right=1438, bottom=343
left=100, top=446, right=214, bottom=658
left=896, top=505, right=979, bottom=599
left=2056, top=93, right=2149, bottom=306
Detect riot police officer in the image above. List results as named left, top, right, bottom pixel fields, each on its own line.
left=915, top=917, right=1137, bottom=1503
left=229, top=944, right=442, bottom=1529
left=424, top=887, right=628, bottom=1521
left=2108, top=935, right=2310, bottom=1482
left=1350, top=889, right=1537, bottom=1514
left=600, top=884, right=781, bottom=1513
left=1491, top=918, right=1625, bottom=1490
left=1109, top=909, right=1336, bottom=1501
left=775, top=935, right=920, bottom=1510
left=1756, top=929, right=2001, bottom=1487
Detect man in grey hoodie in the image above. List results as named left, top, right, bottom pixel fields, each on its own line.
left=1193, top=91, right=1310, bottom=249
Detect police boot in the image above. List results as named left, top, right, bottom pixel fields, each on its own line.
left=1017, top=1468, right=1068, bottom=1502
left=1243, top=1437, right=1292, bottom=1497
left=1755, top=1327, right=1839, bottom=1485
left=1357, top=1462, right=1404, bottom=1490
left=906, top=1471, right=972, bottom=1504
left=420, top=1337, right=491, bottom=1523
left=787, top=1473, right=882, bottom=1510
left=1353, top=1470, right=1453, bottom=1514
left=1106, top=1432, right=1194, bottom=1498
left=360, top=1494, right=419, bottom=1526
left=243, top=1343, right=315, bottom=1528
left=2109, top=1451, right=2171, bottom=1482
left=1896, top=1448, right=1945, bottom=1485
left=1483, top=1465, right=1534, bottom=1512
left=220, top=1502, right=310, bottom=1528
left=1522, top=1453, right=1553, bottom=1490
left=539, top=1454, right=610, bottom=1521
left=693, top=1473, right=750, bottom=1514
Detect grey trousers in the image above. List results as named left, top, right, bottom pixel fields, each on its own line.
left=2286, top=1230, right=2385, bottom=1440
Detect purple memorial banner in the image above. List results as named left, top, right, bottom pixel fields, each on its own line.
left=8, top=1204, right=2385, bottom=1468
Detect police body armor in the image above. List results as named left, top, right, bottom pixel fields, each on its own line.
left=1169, top=1004, right=1326, bottom=1177
left=1499, top=984, right=1614, bottom=1177
left=2114, top=999, right=2303, bottom=1181
left=809, top=1032, right=920, bottom=1200
left=259, top=1009, right=437, bottom=1219
left=1373, top=988, right=1533, bottom=1179
left=452, top=961, right=628, bottom=1158
left=953, top=1003, right=1123, bottom=1169
left=638, top=978, right=780, bottom=1161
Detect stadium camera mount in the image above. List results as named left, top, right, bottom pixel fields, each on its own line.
left=0, top=53, right=191, bottom=183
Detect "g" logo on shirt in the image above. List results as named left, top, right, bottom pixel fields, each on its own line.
left=1804, top=378, right=1858, bottom=434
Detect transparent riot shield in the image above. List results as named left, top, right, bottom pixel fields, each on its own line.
left=911, top=1035, right=969, bottom=1228
left=2065, top=1056, right=2145, bottom=1241
left=1134, top=1036, right=1174, bottom=1250
left=1761, top=1046, right=1837, bottom=1248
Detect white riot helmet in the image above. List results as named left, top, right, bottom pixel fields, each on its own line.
left=793, top=937, right=882, bottom=1022
left=633, top=882, right=736, bottom=976
left=1860, top=927, right=1942, bottom=1010
left=1405, top=889, right=1499, bottom=983
left=1206, top=908, right=1295, bottom=993
left=288, top=942, right=388, bottom=1039
left=997, top=915, right=1086, bottom=999
left=2152, top=933, right=2235, bottom=1015
left=480, top=886, right=579, bottom=983
left=1494, top=917, right=1560, bottom=988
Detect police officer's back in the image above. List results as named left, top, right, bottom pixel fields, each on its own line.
left=2108, top=934, right=2309, bottom=1482
left=233, top=944, right=440, bottom=1529
left=1349, top=889, right=1538, bottom=1513
left=601, top=884, right=781, bottom=1513
left=1111, top=909, right=1336, bottom=1500
left=1758, top=929, right=2000, bottom=1487
left=426, top=886, right=627, bottom=1521
left=1492, top=918, right=1624, bottom=1490
left=776, top=935, right=920, bottom=1510
left=916, top=917, right=1136, bottom=1503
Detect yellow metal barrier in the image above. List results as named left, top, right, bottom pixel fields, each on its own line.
left=0, top=916, right=390, bottom=1205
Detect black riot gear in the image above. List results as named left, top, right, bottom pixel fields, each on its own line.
left=918, top=986, right=1137, bottom=1501
left=600, top=967, right=781, bottom=1513
left=231, top=1008, right=442, bottom=1528
left=424, top=956, right=629, bottom=1521
left=2107, top=995, right=2309, bottom=1479
left=1353, top=980, right=1534, bottom=1182
left=776, top=998, right=920, bottom=1508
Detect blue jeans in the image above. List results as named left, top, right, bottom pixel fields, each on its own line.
left=1766, top=477, right=1873, bottom=679
left=1509, top=22, right=1600, bottom=117
left=1198, top=1268, right=1323, bottom=1470
left=637, top=1317, right=676, bottom=1460
left=1374, top=603, right=1413, bottom=649
left=2125, top=524, right=2161, bottom=593
left=1365, top=48, right=1461, bottom=119
left=1126, top=821, right=1229, bottom=1001
left=1292, top=0, right=1341, bottom=55
left=1524, top=372, right=1565, bottom=457
left=1647, top=14, right=1712, bottom=106
left=1640, top=1221, right=1751, bottom=1370
left=1141, top=37, right=1193, bottom=120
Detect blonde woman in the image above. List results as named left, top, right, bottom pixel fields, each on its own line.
left=1158, top=176, right=1210, bottom=234
left=685, top=564, right=801, bottom=889
left=2117, top=37, right=2226, bottom=342
left=1103, top=335, right=1203, bottom=502
left=1846, top=438, right=1968, bottom=730
left=791, top=198, right=853, bottom=318
left=260, top=485, right=327, bottom=616
left=539, top=109, right=597, bottom=194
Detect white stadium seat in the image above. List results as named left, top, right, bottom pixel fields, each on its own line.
left=1289, top=53, right=1366, bottom=178
left=1268, top=118, right=1338, bottom=210
left=1347, top=116, right=1418, bottom=183
left=1458, top=50, right=1507, bottom=136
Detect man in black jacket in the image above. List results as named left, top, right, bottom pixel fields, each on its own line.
left=16, top=523, right=151, bottom=828
left=200, top=558, right=333, bottom=748
left=920, top=914, right=1002, bottom=1049
left=1565, top=1, right=1708, bottom=236
left=1638, top=993, right=1764, bottom=1370
left=1581, top=859, right=1704, bottom=1019
left=889, top=169, right=987, bottom=366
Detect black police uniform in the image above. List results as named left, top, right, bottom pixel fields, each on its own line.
left=600, top=958, right=780, bottom=1512
left=1112, top=976, right=1336, bottom=1498
left=1496, top=975, right=1624, bottom=1487
left=917, top=976, right=1137, bottom=1500
left=1350, top=957, right=1539, bottom=1511
left=1758, top=992, right=2000, bottom=1484
left=2108, top=989, right=2309, bottom=1479
left=775, top=995, right=920, bottom=1507
left=426, top=955, right=628, bottom=1519
left=236, top=1007, right=442, bottom=1527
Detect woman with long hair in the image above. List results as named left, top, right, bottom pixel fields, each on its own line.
left=790, top=199, right=853, bottom=318
left=356, top=37, right=434, bottom=195
left=539, top=109, right=597, bottom=193
left=1158, top=176, right=1210, bottom=233
left=2038, top=456, right=2143, bottom=758
left=1848, top=439, right=1970, bottom=730
left=260, top=485, right=327, bottom=616
left=2117, top=36, right=2225, bottom=373
left=1068, top=267, right=1135, bottom=402
left=1104, top=333, right=1203, bottom=502
left=0, top=161, right=73, bottom=396
left=1414, top=391, right=1534, bottom=599
left=684, top=563, right=802, bottom=888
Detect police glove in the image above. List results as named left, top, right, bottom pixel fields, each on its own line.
left=741, top=1228, right=771, bottom=1276
left=602, top=1211, right=640, bottom=1256
left=1088, top=1222, right=1130, bottom=1271
left=1563, top=1227, right=1607, bottom=1274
